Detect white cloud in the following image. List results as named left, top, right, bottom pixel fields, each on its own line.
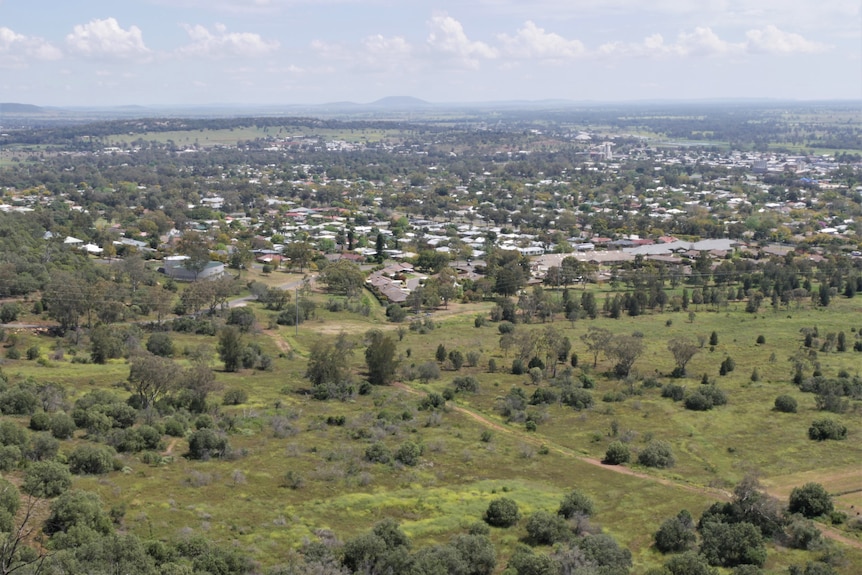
left=745, top=25, right=828, bottom=54
left=311, top=35, right=414, bottom=74
left=597, top=25, right=827, bottom=59
left=0, top=27, right=62, bottom=67
left=497, top=21, right=585, bottom=60
left=178, top=23, right=279, bottom=58
left=66, top=18, right=150, bottom=59
left=427, top=15, right=498, bottom=68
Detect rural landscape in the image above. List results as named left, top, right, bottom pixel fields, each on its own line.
left=0, top=100, right=861, bottom=575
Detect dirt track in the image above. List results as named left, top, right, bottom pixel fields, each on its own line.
left=391, top=381, right=862, bottom=550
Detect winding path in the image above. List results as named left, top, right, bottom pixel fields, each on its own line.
left=391, top=381, right=862, bottom=551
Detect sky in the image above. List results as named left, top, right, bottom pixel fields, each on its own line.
left=1, top=0, right=860, bottom=107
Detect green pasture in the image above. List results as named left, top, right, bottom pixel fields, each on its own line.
left=2, top=284, right=861, bottom=572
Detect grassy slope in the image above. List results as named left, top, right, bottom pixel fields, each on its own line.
left=2, top=288, right=861, bottom=573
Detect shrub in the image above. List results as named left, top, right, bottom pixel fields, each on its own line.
left=22, top=460, right=72, bottom=498
left=525, top=510, right=571, bottom=545
left=452, top=376, right=479, bottom=393
left=164, top=417, right=187, bottom=437
left=756, top=335, right=766, bottom=344
left=808, top=418, right=847, bottom=441
left=789, top=483, right=834, bottom=518
left=511, top=358, right=526, bottom=375
left=187, top=429, right=229, bottom=460
left=395, top=441, right=422, bottom=466
left=558, top=489, right=594, bottom=518
left=638, top=440, right=675, bottom=469
left=68, top=444, right=116, bottom=474
left=365, top=442, right=392, bottom=464
left=498, top=321, right=515, bottom=334
left=28, top=432, right=59, bottom=461
left=146, top=332, right=175, bottom=357
left=50, top=413, right=77, bottom=440
left=222, top=388, right=248, bottom=405
left=560, top=387, right=593, bottom=410
left=0, top=445, right=21, bottom=471
left=662, top=384, right=686, bottom=401
left=484, top=497, right=520, bottom=527
left=604, top=441, right=630, bottom=465
left=774, top=395, right=798, bottom=413
left=654, top=511, right=696, bottom=553
left=29, top=412, right=51, bottom=431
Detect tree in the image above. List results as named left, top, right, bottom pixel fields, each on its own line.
left=128, top=352, right=182, bottom=410
left=638, top=440, right=675, bottom=468
left=90, top=325, right=125, bottom=364
left=603, top=441, right=630, bottom=465
left=524, top=511, right=571, bottom=545
left=364, top=330, right=398, bottom=386
left=284, top=241, right=313, bottom=272
left=319, top=260, right=365, bottom=296
left=774, top=395, right=798, bottom=413
left=654, top=511, right=696, bottom=553
left=664, top=552, right=719, bottom=575
left=557, top=490, right=594, bottom=519
left=699, top=520, right=766, bottom=568
left=44, top=489, right=112, bottom=537
left=808, top=418, right=847, bottom=441
left=668, top=338, right=699, bottom=376
left=581, top=326, right=612, bottom=368
left=187, top=428, right=229, bottom=460
left=177, top=231, right=210, bottom=280
left=68, top=444, right=116, bottom=474
left=305, top=332, right=355, bottom=387
left=22, top=460, right=72, bottom=498
left=709, top=331, right=719, bottom=346
left=788, top=483, right=833, bottom=518
left=217, top=326, right=244, bottom=372
left=145, top=332, right=175, bottom=357
left=484, top=497, right=520, bottom=527
left=607, top=334, right=645, bottom=377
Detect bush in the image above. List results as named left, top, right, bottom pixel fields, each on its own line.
left=187, top=429, right=229, bottom=460
left=394, top=441, right=422, bottom=466
left=638, top=440, right=675, bottom=469
left=774, top=395, right=798, bottom=413
left=789, top=483, right=834, bottom=518
left=28, top=432, right=59, bottom=461
left=29, top=412, right=51, bottom=431
left=756, top=335, right=766, bottom=344
left=22, top=460, right=72, bottom=498
left=699, top=520, right=766, bottom=568
left=67, top=444, right=116, bottom=474
left=0, top=445, right=21, bottom=471
left=525, top=510, right=571, bottom=545
left=385, top=304, right=407, bottom=323
left=365, top=442, right=392, bottom=464
left=164, top=417, right=188, bottom=437
left=50, top=413, right=77, bottom=440
left=222, top=388, right=248, bottom=405
left=808, top=418, right=847, bottom=441
left=452, top=376, right=479, bottom=393
left=661, top=384, right=686, bottom=402
left=558, top=489, right=594, bottom=519
left=484, top=497, right=520, bottom=527
left=511, top=358, right=526, bottom=375
left=654, top=511, right=696, bottom=553
left=560, top=387, right=593, bottom=410
left=146, top=332, right=175, bottom=357
left=498, top=321, right=515, bottom=334
left=604, top=441, right=631, bottom=465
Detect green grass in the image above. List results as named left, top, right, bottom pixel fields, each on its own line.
left=2, top=286, right=861, bottom=573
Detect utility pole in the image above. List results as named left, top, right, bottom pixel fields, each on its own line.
left=295, top=286, right=299, bottom=336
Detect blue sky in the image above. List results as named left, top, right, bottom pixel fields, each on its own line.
left=1, top=0, right=860, bottom=106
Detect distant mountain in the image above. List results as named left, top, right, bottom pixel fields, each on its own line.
left=368, top=96, right=431, bottom=108
left=0, top=103, right=45, bottom=114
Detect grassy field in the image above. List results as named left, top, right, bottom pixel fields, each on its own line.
left=2, top=284, right=861, bottom=573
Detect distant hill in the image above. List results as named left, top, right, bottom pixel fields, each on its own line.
left=0, top=103, right=45, bottom=114
left=368, top=96, right=431, bottom=108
